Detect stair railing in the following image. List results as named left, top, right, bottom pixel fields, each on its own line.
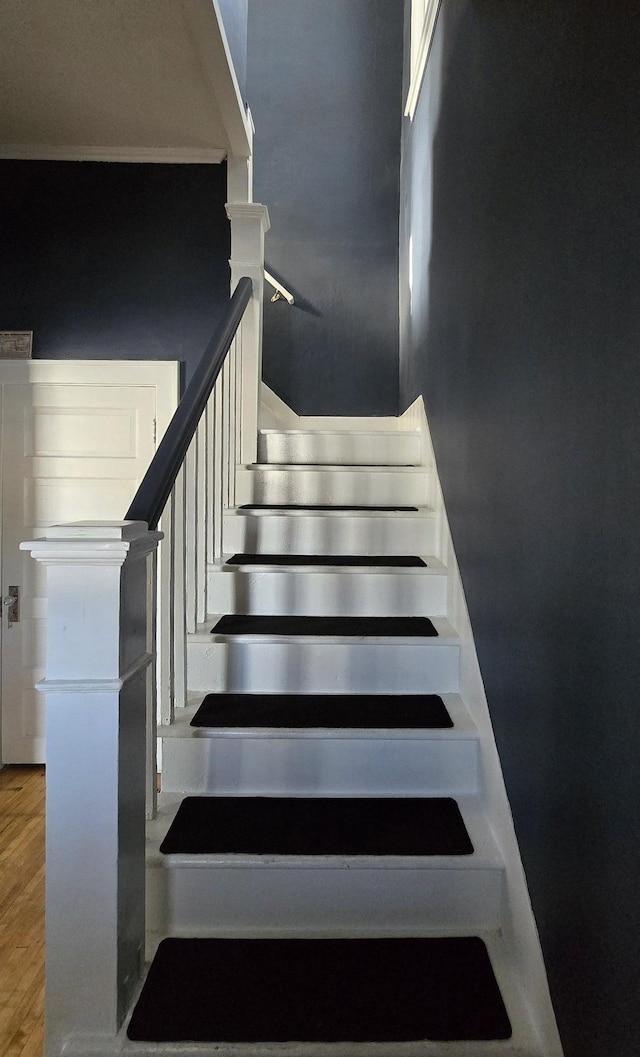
left=129, top=277, right=253, bottom=743
left=20, top=251, right=265, bottom=1056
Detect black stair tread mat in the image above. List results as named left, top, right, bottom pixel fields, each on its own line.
left=127, top=936, right=512, bottom=1043
left=225, top=553, right=427, bottom=567
left=191, top=693, right=453, bottom=729
left=159, top=796, right=473, bottom=856
left=211, top=614, right=438, bottom=637
left=239, top=503, right=419, bottom=511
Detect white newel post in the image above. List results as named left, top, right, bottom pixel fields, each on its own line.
left=225, top=201, right=270, bottom=465
left=21, top=521, right=162, bottom=1057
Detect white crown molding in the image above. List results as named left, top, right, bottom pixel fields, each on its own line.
left=0, top=144, right=226, bottom=164
left=226, top=202, right=271, bottom=229
left=21, top=522, right=162, bottom=565
left=405, top=0, right=442, bottom=120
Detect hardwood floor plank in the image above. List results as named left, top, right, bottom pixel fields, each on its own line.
left=0, top=766, right=45, bottom=1057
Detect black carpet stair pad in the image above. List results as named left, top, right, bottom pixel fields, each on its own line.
left=240, top=503, right=419, bottom=511
left=226, top=552, right=426, bottom=566
left=127, top=936, right=511, bottom=1042
left=191, top=692, right=453, bottom=729
left=211, top=614, right=437, bottom=636
left=159, top=796, right=472, bottom=856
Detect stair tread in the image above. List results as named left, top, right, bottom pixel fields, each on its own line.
left=239, top=503, right=420, bottom=511
left=159, top=796, right=473, bottom=857
left=127, top=936, right=512, bottom=1043
left=210, top=614, right=438, bottom=637
left=191, top=692, right=453, bottom=729
left=246, top=463, right=426, bottom=472
left=259, top=429, right=420, bottom=435
left=224, top=553, right=428, bottom=567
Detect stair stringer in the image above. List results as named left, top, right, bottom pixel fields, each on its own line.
left=409, top=395, right=563, bottom=1057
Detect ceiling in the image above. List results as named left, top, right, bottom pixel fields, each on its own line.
left=0, top=0, right=249, bottom=162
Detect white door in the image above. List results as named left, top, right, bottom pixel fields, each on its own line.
left=0, top=362, right=179, bottom=764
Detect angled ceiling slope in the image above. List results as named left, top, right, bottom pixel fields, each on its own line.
left=0, top=0, right=250, bottom=163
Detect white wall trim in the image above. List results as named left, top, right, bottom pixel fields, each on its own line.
left=0, top=145, right=226, bottom=164
left=35, top=650, right=155, bottom=695
left=259, top=383, right=301, bottom=429
left=405, top=0, right=442, bottom=120
left=258, top=384, right=418, bottom=433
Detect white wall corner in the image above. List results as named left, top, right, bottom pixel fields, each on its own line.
left=259, top=383, right=300, bottom=429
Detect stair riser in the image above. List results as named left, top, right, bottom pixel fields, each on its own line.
left=223, top=512, right=438, bottom=555
left=258, top=431, right=421, bottom=466
left=160, top=736, right=480, bottom=796
left=236, top=468, right=429, bottom=507
left=147, top=865, right=504, bottom=935
left=187, top=641, right=460, bottom=694
left=207, top=568, right=447, bottom=616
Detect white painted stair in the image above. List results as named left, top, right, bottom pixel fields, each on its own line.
left=140, top=423, right=559, bottom=1056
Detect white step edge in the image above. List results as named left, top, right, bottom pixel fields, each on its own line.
left=163, top=691, right=475, bottom=739
left=66, top=927, right=545, bottom=1057
left=215, top=553, right=445, bottom=571
left=223, top=507, right=439, bottom=557
left=146, top=794, right=505, bottom=936
left=227, top=505, right=435, bottom=518
left=187, top=642, right=460, bottom=695
left=207, top=559, right=447, bottom=616
left=236, top=466, right=431, bottom=507
left=257, top=430, right=422, bottom=466
left=159, top=695, right=480, bottom=796
left=206, top=613, right=458, bottom=646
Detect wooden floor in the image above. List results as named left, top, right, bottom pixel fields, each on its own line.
left=0, top=766, right=45, bottom=1057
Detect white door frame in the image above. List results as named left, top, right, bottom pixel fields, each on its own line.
left=0, top=359, right=179, bottom=765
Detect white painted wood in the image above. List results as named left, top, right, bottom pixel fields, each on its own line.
left=160, top=695, right=479, bottom=797
left=236, top=465, right=430, bottom=507
left=0, top=361, right=178, bottom=764
left=226, top=203, right=270, bottom=465
left=233, top=340, right=243, bottom=506
left=21, top=522, right=160, bottom=1057
left=212, top=376, right=225, bottom=564
left=405, top=0, right=442, bottom=120
left=0, top=0, right=250, bottom=161
left=258, top=382, right=301, bottom=429
left=183, top=437, right=198, bottom=637
left=171, top=471, right=187, bottom=712
left=258, top=384, right=416, bottom=434
left=207, top=560, right=447, bottom=617
left=147, top=794, right=503, bottom=935
left=187, top=619, right=460, bottom=695
left=223, top=507, right=438, bottom=556
left=147, top=399, right=559, bottom=1055
left=195, top=417, right=208, bottom=627
left=156, top=498, right=174, bottom=727
left=71, top=1022, right=546, bottom=1057
left=258, top=430, right=421, bottom=467
left=206, top=395, right=216, bottom=569
left=0, top=144, right=227, bottom=164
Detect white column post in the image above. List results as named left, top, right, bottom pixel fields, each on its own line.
left=225, top=201, right=270, bottom=465
left=21, top=520, right=162, bottom=1057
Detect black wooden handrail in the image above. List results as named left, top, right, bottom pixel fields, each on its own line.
left=126, top=277, right=253, bottom=530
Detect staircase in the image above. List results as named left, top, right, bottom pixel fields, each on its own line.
left=128, top=419, right=559, bottom=1054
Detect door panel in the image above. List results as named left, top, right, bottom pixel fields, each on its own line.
left=1, top=375, right=169, bottom=763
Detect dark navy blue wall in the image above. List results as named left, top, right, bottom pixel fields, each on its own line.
left=0, top=161, right=230, bottom=388
left=400, top=3, right=640, bottom=1055
left=247, top=0, right=403, bottom=416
